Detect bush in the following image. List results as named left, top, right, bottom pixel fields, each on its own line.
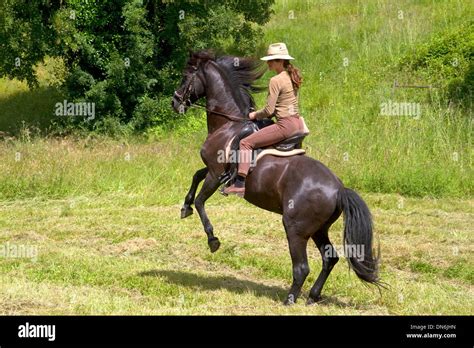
left=400, top=21, right=474, bottom=108
left=132, top=95, right=178, bottom=130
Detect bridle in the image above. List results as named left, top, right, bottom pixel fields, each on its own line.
left=173, top=68, right=198, bottom=108
left=173, top=65, right=248, bottom=123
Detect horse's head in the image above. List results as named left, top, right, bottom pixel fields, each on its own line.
left=172, top=51, right=214, bottom=114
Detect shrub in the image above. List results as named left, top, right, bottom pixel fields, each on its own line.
left=400, top=21, right=473, bottom=108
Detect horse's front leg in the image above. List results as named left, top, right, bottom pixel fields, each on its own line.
left=194, top=173, right=221, bottom=253
left=181, top=167, right=208, bottom=219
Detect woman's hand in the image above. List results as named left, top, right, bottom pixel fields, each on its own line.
left=248, top=111, right=257, bottom=120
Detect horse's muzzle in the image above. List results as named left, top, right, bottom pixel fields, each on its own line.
left=171, top=93, right=187, bottom=113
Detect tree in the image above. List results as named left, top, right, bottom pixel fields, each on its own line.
left=0, top=0, right=274, bottom=130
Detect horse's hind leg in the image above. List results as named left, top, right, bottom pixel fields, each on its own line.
left=195, top=173, right=221, bottom=253
left=307, top=224, right=339, bottom=304
left=181, top=167, right=208, bottom=219
left=283, top=219, right=311, bottom=305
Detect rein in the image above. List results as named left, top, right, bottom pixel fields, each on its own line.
left=191, top=102, right=249, bottom=123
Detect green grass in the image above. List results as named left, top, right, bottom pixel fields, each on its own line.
left=0, top=136, right=206, bottom=202
left=0, top=79, right=63, bottom=135
left=258, top=0, right=473, bottom=197
left=0, top=192, right=472, bottom=315
left=0, top=0, right=472, bottom=197
left=0, top=136, right=471, bottom=315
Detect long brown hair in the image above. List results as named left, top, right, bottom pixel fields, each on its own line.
left=283, top=60, right=302, bottom=92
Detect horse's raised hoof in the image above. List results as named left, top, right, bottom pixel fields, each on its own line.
left=208, top=237, right=221, bottom=253
left=181, top=206, right=193, bottom=219
left=283, top=294, right=296, bottom=306
left=306, top=295, right=322, bottom=305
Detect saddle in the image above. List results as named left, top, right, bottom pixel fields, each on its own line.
left=218, top=118, right=308, bottom=186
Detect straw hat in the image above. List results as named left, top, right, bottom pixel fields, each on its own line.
left=260, top=43, right=294, bottom=61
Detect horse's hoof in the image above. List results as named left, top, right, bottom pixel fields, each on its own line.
left=208, top=238, right=221, bottom=253
left=283, top=294, right=296, bottom=306
left=181, top=206, right=193, bottom=219
left=306, top=296, right=322, bottom=305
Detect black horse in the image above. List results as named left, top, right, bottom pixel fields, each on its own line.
left=172, top=51, right=381, bottom=305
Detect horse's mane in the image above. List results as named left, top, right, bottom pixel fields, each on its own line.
left=186, top=50, right=266, bottom=114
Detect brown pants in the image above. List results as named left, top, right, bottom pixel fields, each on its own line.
left=238, top=116, right=304, bottom=177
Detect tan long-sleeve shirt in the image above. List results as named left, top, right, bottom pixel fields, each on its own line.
left=254, top=70, right=299, bottom=120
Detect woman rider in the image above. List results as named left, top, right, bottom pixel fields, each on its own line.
left=224, top=42, right=305, bottom=196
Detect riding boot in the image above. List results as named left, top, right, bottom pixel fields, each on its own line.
left=223, top=175, right=246, bottom=197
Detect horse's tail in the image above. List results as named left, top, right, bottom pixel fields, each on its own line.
left=337, top=187, right=381, bottom=286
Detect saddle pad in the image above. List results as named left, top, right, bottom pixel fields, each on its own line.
left=256, top=148, right=305, bottom=163
left=223, top=137, right=305, bottom=164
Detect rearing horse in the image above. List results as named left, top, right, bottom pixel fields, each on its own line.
left=172, top=51, right=381, bottom=305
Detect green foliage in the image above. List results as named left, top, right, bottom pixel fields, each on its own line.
left=132, top=95, right=177, bottom=130
left=132, top=95, right=207, bottom=138
left=400, top=21, right=474, bottom=108
left=92, top=116, right=134, bottom=138
left=177, top=3, right=264, bottom=55
left=0, top=1, right=58, bottom=87
left=35, top=56, right=68, bottom=88
left=0, top=0, right=275, bottom=132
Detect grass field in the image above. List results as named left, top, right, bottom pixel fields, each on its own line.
left=0, top=0, right=472, bottom=315
left=0, top=188, right=472, bottom=315
left=0, top=138, right=472, bottom=315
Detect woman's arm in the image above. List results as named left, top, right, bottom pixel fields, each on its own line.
left=253, top=77, right=280, bottom=119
